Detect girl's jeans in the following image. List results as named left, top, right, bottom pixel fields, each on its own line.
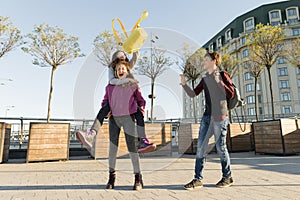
left=194, top=115, right=231, bottom=180
left=108, top=115, right=141, bottom=174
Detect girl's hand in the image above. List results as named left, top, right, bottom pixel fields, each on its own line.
left=180, top=74, right=186, bottom=85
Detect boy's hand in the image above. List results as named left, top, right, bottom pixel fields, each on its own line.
left=180, top=74, right=186, bottom=85
left=214, top=71, right=221, bottom=83
left=106, top=112, right=111, bottom=118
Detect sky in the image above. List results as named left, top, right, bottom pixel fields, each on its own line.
left=0, top=0, right=283, bottom=120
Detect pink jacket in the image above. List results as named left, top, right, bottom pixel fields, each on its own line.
left=101, top=84, right=146, bottom=116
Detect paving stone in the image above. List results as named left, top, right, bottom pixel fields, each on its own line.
left=0, top=152, right=299, bottom=199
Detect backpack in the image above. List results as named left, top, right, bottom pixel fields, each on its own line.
left=220, top=71, right=245, bottom=110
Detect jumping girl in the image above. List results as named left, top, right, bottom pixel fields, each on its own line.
left=76, top=50, right=156, bottom=153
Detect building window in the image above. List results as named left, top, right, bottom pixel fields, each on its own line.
left=241, top=37, right=246, bottom=45
left=257, top=83, right=261, bottom=91
left=270, top=10, right=280, bottom=18
left=242, top=49, right=249, bottom=58
left=244, top=72, right=253, bottom=80
left=271, top=21, right=281, bottom=26
left=287, top=8, right=297, bottom=16
left=258, top=95, right=262, bottom=103
left=298, top=80, right=300, bottom=87
left=279, top=80, right=289, bottom=89
left=217, top=36, right=222, bottom=48
left=225, top=29, right=231, bottom=41
left=244, top=17, right=255, bottom=32
left=292, top=28, right=300, bottom=36
left=258, top=107, right=262, bottom=115
left=269, top=10, right=282, bottom=26
left=247, top=95, right=255, bottom=104
left=246, top=83, right=254, bottom=92
left=278, top=67, right=288, bottom=76
left=282, top=106, right=292, bottom=114
left=277, top=57, right=286, bottom=64
left=297, top=68, right=300, bottom=75
left=289, top=18, right=298, bottom=24
left=209, top=43, right=214, bottom=51
left=286, top=7, right=299, bottom=25
left=281, top=92, right=291, bottom=101
left=247, top=108, right=256, bottom=116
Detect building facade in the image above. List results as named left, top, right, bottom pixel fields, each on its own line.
left=183, top=0, right=300, bottom=121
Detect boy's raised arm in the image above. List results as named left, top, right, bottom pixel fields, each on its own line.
left=129, top=51, right=139, bottom=70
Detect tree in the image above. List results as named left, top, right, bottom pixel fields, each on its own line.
left=135, top=48, right=173, bottom=121
left=246, top=23, right=285, bottom=119
left=220, top=45, right=242, bottom=123
left=0, top=16, right=22, bottom=58
left=220, top=45, right=241, bottom=78
left=22, top=23, right=84, bottom=122
left=93, top=30, right=118, bottom=66
left=244, top=50, right=265, bottom=121
left=285, top=36, right=300, bottom=68
left=177, top=45, right=206, bottom=123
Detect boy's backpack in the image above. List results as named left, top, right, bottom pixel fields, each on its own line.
left=220, top=71, right=245, bottom=110
left=220, top=71, right=247, bottom=131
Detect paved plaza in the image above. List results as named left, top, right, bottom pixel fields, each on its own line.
left=0, top=152, right=299, bottom=200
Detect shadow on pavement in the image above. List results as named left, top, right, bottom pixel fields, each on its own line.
left=208, top=152, right=300, bottom=175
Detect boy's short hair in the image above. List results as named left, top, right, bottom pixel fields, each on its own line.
left=205, top=51, right=222, bottom=67
left=109, top=50, right=129, bottom=68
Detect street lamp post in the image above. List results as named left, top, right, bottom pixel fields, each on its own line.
left=4, top=105, right=15, bottom=117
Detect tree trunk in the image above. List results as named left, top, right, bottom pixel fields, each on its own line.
left=266, top=67, right=275, bottom=119
left=254, top=77, right=259, bottom=121
left=191, top=80, right=197, bottom=123
left=47, top=67, right=56, bottom=123
left=150, top=79, right=155, bottom=122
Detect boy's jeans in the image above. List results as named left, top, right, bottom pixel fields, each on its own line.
left=194, top=115, right=231, bottom=180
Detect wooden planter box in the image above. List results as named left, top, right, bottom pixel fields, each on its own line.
left=143, top=123, right=172, bottom=157
left=27, top=123, right=70, bottom=163
left=253, top=119, right=300, bottom=155
left=178, top=123, right=199, bottom=154
left=227, top=123, right=254, bottom=152
left=178, top=123, right=215, bottom=154
left=0, top=123, right=11, bottom=163
left=92, top=123, right=172, bottom=159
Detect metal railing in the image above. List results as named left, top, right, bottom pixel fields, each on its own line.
left=1, top=114, right=299, bottom=150
left=0, top=117, right=96, bottom=150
